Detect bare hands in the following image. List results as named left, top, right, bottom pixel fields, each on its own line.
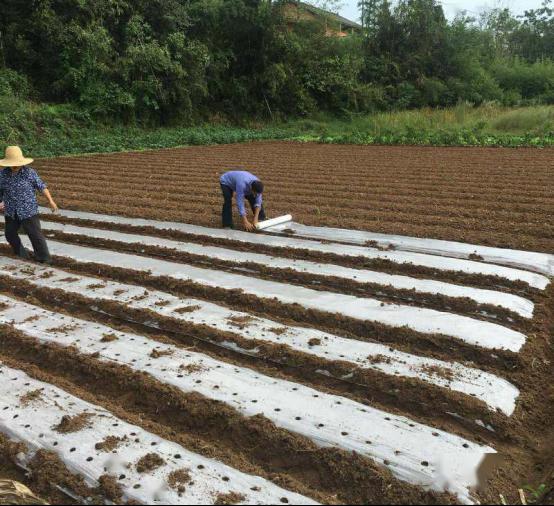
left=0, top=202, right=4, bottom=214
left=243, top=219, right=255, bottom=232
left=49, top=201, right=59, bottom=213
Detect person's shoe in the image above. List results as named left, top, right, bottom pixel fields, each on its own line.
left=18, top=248, right=31, bottom=261
left=223, top=226, right=234, bottom=230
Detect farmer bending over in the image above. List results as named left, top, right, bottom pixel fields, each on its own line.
left=220, top=170, right=266, bottom=232
left=0, top=146, right=59, bottom=264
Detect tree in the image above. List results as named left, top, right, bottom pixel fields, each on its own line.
left=359, top=0, right=384, bottom=34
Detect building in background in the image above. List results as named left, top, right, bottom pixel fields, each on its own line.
left=281, top=1, right=362, bottom=37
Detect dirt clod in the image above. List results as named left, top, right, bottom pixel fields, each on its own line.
left=53, top=413, right=94, bottom=434
left=95, top=436, right=127, bottom=453
left=20, top=389, right=43, bottom=406
left=136, top=453, right=165, bottom=473
left=215, top=491, right=246, bottom=505
left=100, top=333, right=119, bottom=343
left=167, top=468, right=191, bottom=493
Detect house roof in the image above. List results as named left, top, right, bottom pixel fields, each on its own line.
left=291, top=1, right=363, bottom=30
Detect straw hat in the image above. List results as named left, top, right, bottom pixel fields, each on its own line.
left=0, top=146, right=34, bottom=167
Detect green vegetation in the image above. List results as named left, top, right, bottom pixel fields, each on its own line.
left=1, top=0, right=554, bottom=153
left=523, top=484, right=548, bottom=504
left=290, top=104, right=554, bottom=147
left=3, top=102, right=553, bottom=159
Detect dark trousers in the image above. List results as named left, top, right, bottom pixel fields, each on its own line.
left=221, top=184, right=266, bottom=228
left=5, top=214, right=51, bottom=263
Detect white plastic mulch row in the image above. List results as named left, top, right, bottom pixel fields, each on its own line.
left=0, top=295, right=493, bottom=503
left=24, top=238, right=528, bottom=352
left=266, top=222, right=554, bottom=277
left=37, top=208, right=550, bottom=290
left=0, top=257, right=519, bottom=415
left=0, top=363, right=317, bottom=505
left=38, top=221, right=535, bottom=319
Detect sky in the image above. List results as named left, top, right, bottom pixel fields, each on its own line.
left=338, top=0, right=545, bottom=23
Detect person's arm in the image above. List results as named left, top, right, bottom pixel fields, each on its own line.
left=252, top=206, right=261, bottom=227
left=32, top=170, right=58, bottom=213
left=252, top=192, right=263, bottom=227
left=236, top=185, right=255, bottom=232
left=242, top=214, right=255, bottom=232
left=43, top=188, right=58, bottom=213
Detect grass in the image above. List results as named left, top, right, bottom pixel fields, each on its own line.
left=490, top=106, right=554, bottom=133
left=290, top=104, right=554, bottom=136
left=287, top=104, right=554, bottom=146
left=1, top=100, right=554, bottom=158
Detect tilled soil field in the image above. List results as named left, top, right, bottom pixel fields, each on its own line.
left=0, top=142, right=553, bottom=505
left=35, top=142, right=554, bottom=252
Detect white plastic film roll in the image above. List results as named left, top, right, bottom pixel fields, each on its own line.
left=256, top=214, right=293, bottom=231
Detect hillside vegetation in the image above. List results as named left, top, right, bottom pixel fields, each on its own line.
left=1, top=0, right=554, bottom=152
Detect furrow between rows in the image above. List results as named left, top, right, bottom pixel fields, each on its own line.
left=39, top=213, right=541, bottom=295
left=268, top=222, right=554, bottom=277
left=37, top=163, right=554, bottom=192
left=41, top=175, right=554, bottom=213
left=36, top=220, right=534, bottom=319
left=46, top=195, right=554, bottom=242
left=0, top=295, right=492, bottom=503
left=0, top=257, right=519, bottom=416
left=37, top=208, right=550, bottom=290
left=0, top=363, right=314, bottom=505
left=21, top=238, right=529, bottom=353
left=46, top=199, right=554, bottom=252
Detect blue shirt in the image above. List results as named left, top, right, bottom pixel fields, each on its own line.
left=0, top=166, right=47, bottom=220
left=220, top=171, right=263, bottom=217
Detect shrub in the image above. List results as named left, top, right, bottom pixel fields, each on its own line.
left=0, top=69, right=32, bottom=99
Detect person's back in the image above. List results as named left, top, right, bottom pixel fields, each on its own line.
left=219, top=170, right=265, bottom=231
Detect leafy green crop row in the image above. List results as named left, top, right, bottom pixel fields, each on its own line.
left=10, top=125, right=554, bottom=160
left=304, top=130, right=554, bottom=148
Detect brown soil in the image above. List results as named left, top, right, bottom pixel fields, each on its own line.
left=215, top=491, right=247, bottom=505
left=0, top=324, right=453, bottom=505
left=35, top=142, right=554, bottom=252
left=0, top=276, right=518, bottom=440
left=97, top=474, right=124, bottom=502
left=421, top=365, right=455, bottom=382
left=26, top=449, right=104, bottom=502
left=100, top=333, right=118, bottom=343
left=45, top=324, right=78, bottom=334
left=0, top=141, right=551, bottom=504
left=174, top=305, right=202, bottom=314
left=19, top=389, right=43, bottom=406
left=180, top=364, right=205, bottom=374
left=53, top=413, right=95, bottom=434
left=95, top=435, right=127, bottom=452
left=227, top=315, right=255, bottom=329
left=33, top=228, right=534, bottom=329
left=136, top=453, right=165, bottom=473
left=167, top=468, right=191, bottom=493
left=149, top=348, right=174, bottom=359
left=367, top=355, right=392, bottom=365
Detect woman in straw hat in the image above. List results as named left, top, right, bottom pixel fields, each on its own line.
left=0, top=146, right=58, bottom=264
